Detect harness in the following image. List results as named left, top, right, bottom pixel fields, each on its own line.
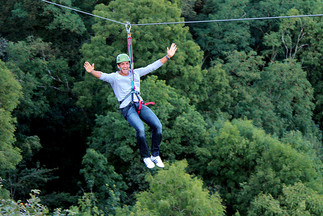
left=120, top=22, right=155, bottom=115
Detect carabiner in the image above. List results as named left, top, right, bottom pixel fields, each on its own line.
left=125, top=21, right=131, bottom=34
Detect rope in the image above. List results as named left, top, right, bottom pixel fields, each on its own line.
left=40, top=0, right=322, bottom=27
left=39, top=0, right=125, bottom=25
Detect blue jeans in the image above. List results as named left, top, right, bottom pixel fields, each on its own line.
left=121, top=102, right=162, bottom=158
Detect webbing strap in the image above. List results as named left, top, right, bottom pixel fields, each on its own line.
left=119, top=90, right=141, bottom=105
left=138, top=101, right=155, bottom=115
left=122, top=22, right=155, bottom=111
left=122, top=22, right=139, bottom=106
left=126, top=22, right=135, bottom=91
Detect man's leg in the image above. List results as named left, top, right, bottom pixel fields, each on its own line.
left=139, top=105, right=162, bottom=157
left=122, top=105, right=150, bottom=158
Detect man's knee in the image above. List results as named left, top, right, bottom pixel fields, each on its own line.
left=136, top=127, right=146, bottom=138
left=154, top=123, right=162, bottom=135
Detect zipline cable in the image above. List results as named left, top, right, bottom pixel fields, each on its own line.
left=40, top=0, right=323, bottom=27
left=132, top=14, right=323, bottom=26
left=39, top=0, right=126, bottom=25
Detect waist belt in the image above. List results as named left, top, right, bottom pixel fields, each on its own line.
left=120, top=90, right=155, bottom=114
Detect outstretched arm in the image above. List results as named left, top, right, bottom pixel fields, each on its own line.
left=84, top=61, right=101, bottom=78
left=160, top=43, right=177, bottom=64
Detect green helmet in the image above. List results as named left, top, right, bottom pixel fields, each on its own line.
left=116, top=54, right=130, bottom=64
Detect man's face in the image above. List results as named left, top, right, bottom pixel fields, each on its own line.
left=118, top=61, right=130, bottom=75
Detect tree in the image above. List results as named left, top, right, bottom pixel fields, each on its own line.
left=0, top=60, right=23, bottom=198
left=80, top=148, right=127, bottom=215
left=5, top=36, right=68, bottom=119
left=263, top=9, right=314, bottom=61
left=247, top=0, right=318, bottom=53
left=179, top=0, right=199, bottom=21
left=0, top=0, right=88, bottom=72
left=193, top=119, right=269, bottom=214
left=248, top=182, right=323, bottom=216
left=222, top=51, right=317, bottom=137
left=221, top=51, right=282, bottom=133
left=258, top=59, right=316, bottom=136
left=0, top=189, right=49, bottom=215
left=191, top=0, right=252, bottom=65
left=250, top=2, right=323, bottom=131
left=193, top=119, right=322, bottom=215
left=4, top=36, right=89, bottom=207
left=197, top=63, right=233, bottom=119
left=238, top=137, right=321, bottom=214
left=116, top=160, right=225, bottom=216
left=0, top=60, right=22, bottom=172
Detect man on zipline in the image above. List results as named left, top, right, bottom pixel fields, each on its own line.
left=84, top=43, right=177, bottom=169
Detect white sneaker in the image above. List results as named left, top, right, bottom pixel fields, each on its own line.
left=143, top=157, right=155, bottom=169
left=151, top=156, right=165, bottom=168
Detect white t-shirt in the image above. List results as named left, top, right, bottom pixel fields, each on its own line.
left=99, top=59, right=163, bottom=108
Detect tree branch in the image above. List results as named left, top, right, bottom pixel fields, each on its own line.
left=293, top=22, right=307, bottom=59
left=282, top=33, right=289, bottom=59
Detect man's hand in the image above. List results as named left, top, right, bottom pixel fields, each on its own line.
left=84, top=61, right=101, bottom=78
left=167, top=43, right=177, bottom=58
left=84, top=61, right=95, bottom=73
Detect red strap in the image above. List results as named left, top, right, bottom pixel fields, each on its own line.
left=137, top=101, right=155, bottom=115
left=138, top=101, right=142, bottom=115
left=144, top=102, right=155, bottom=106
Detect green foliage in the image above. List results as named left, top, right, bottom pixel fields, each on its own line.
left=5, top=166, right=56, bottom=201
left=193, top=119, right=322, bottom=215
left=191, top=0, right=252, bottom=63
left=0, top=178, right=10, bottom=199
left=0, top=60, right=22, bottom=171
left=15, top=135, right=42, bottom=162
left=281, top=130, right=321, bottom=160
left=223, top=51, right=317, bottom=137
left=0, top=0, right=88, bottom=71
left=259, top=59, right=315, bottom=135
left=3, top=35, right=88, bottom=210
left=197, top=63, right=233, bottom=119
left=179, top=0, right=199, bottom=21
left=248, top=193, right=286, bottom=216
left=239, top=139, right=321, bottom=211
left=42, top=0, right=86, bottom=34
left=280, top=182, right=323, bottom=215
left=0, top=37, right=8, bottom=58
left=296, top=10, right=323, bottom=129
left=221, top=51, right=265, bottom=122
left=80, top=148, right=127, bottom=215
left=239, top=128, right=321, bottom=214
left=194, top=119, right=270, bottom=210
left=66, top=193, right=104, bottom=216
left=116, top=160, right=225, bottom=216
left=248, top=0, right=323, bottom=129
left=247, top=0, right=318, bottom=52
left=0, top=190, right=49, bottom=215
left=0, top=189, right=104, bottom=216
left=263, top=7, right=322, bottom=63
left=0, top=0, right=322, bottom=214
left=5, top=36, right=71, bottom=118
left=248, top=182, right=323, bottom=216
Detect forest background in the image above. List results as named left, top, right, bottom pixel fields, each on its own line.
left=0, top=0, right=322, bottom=215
